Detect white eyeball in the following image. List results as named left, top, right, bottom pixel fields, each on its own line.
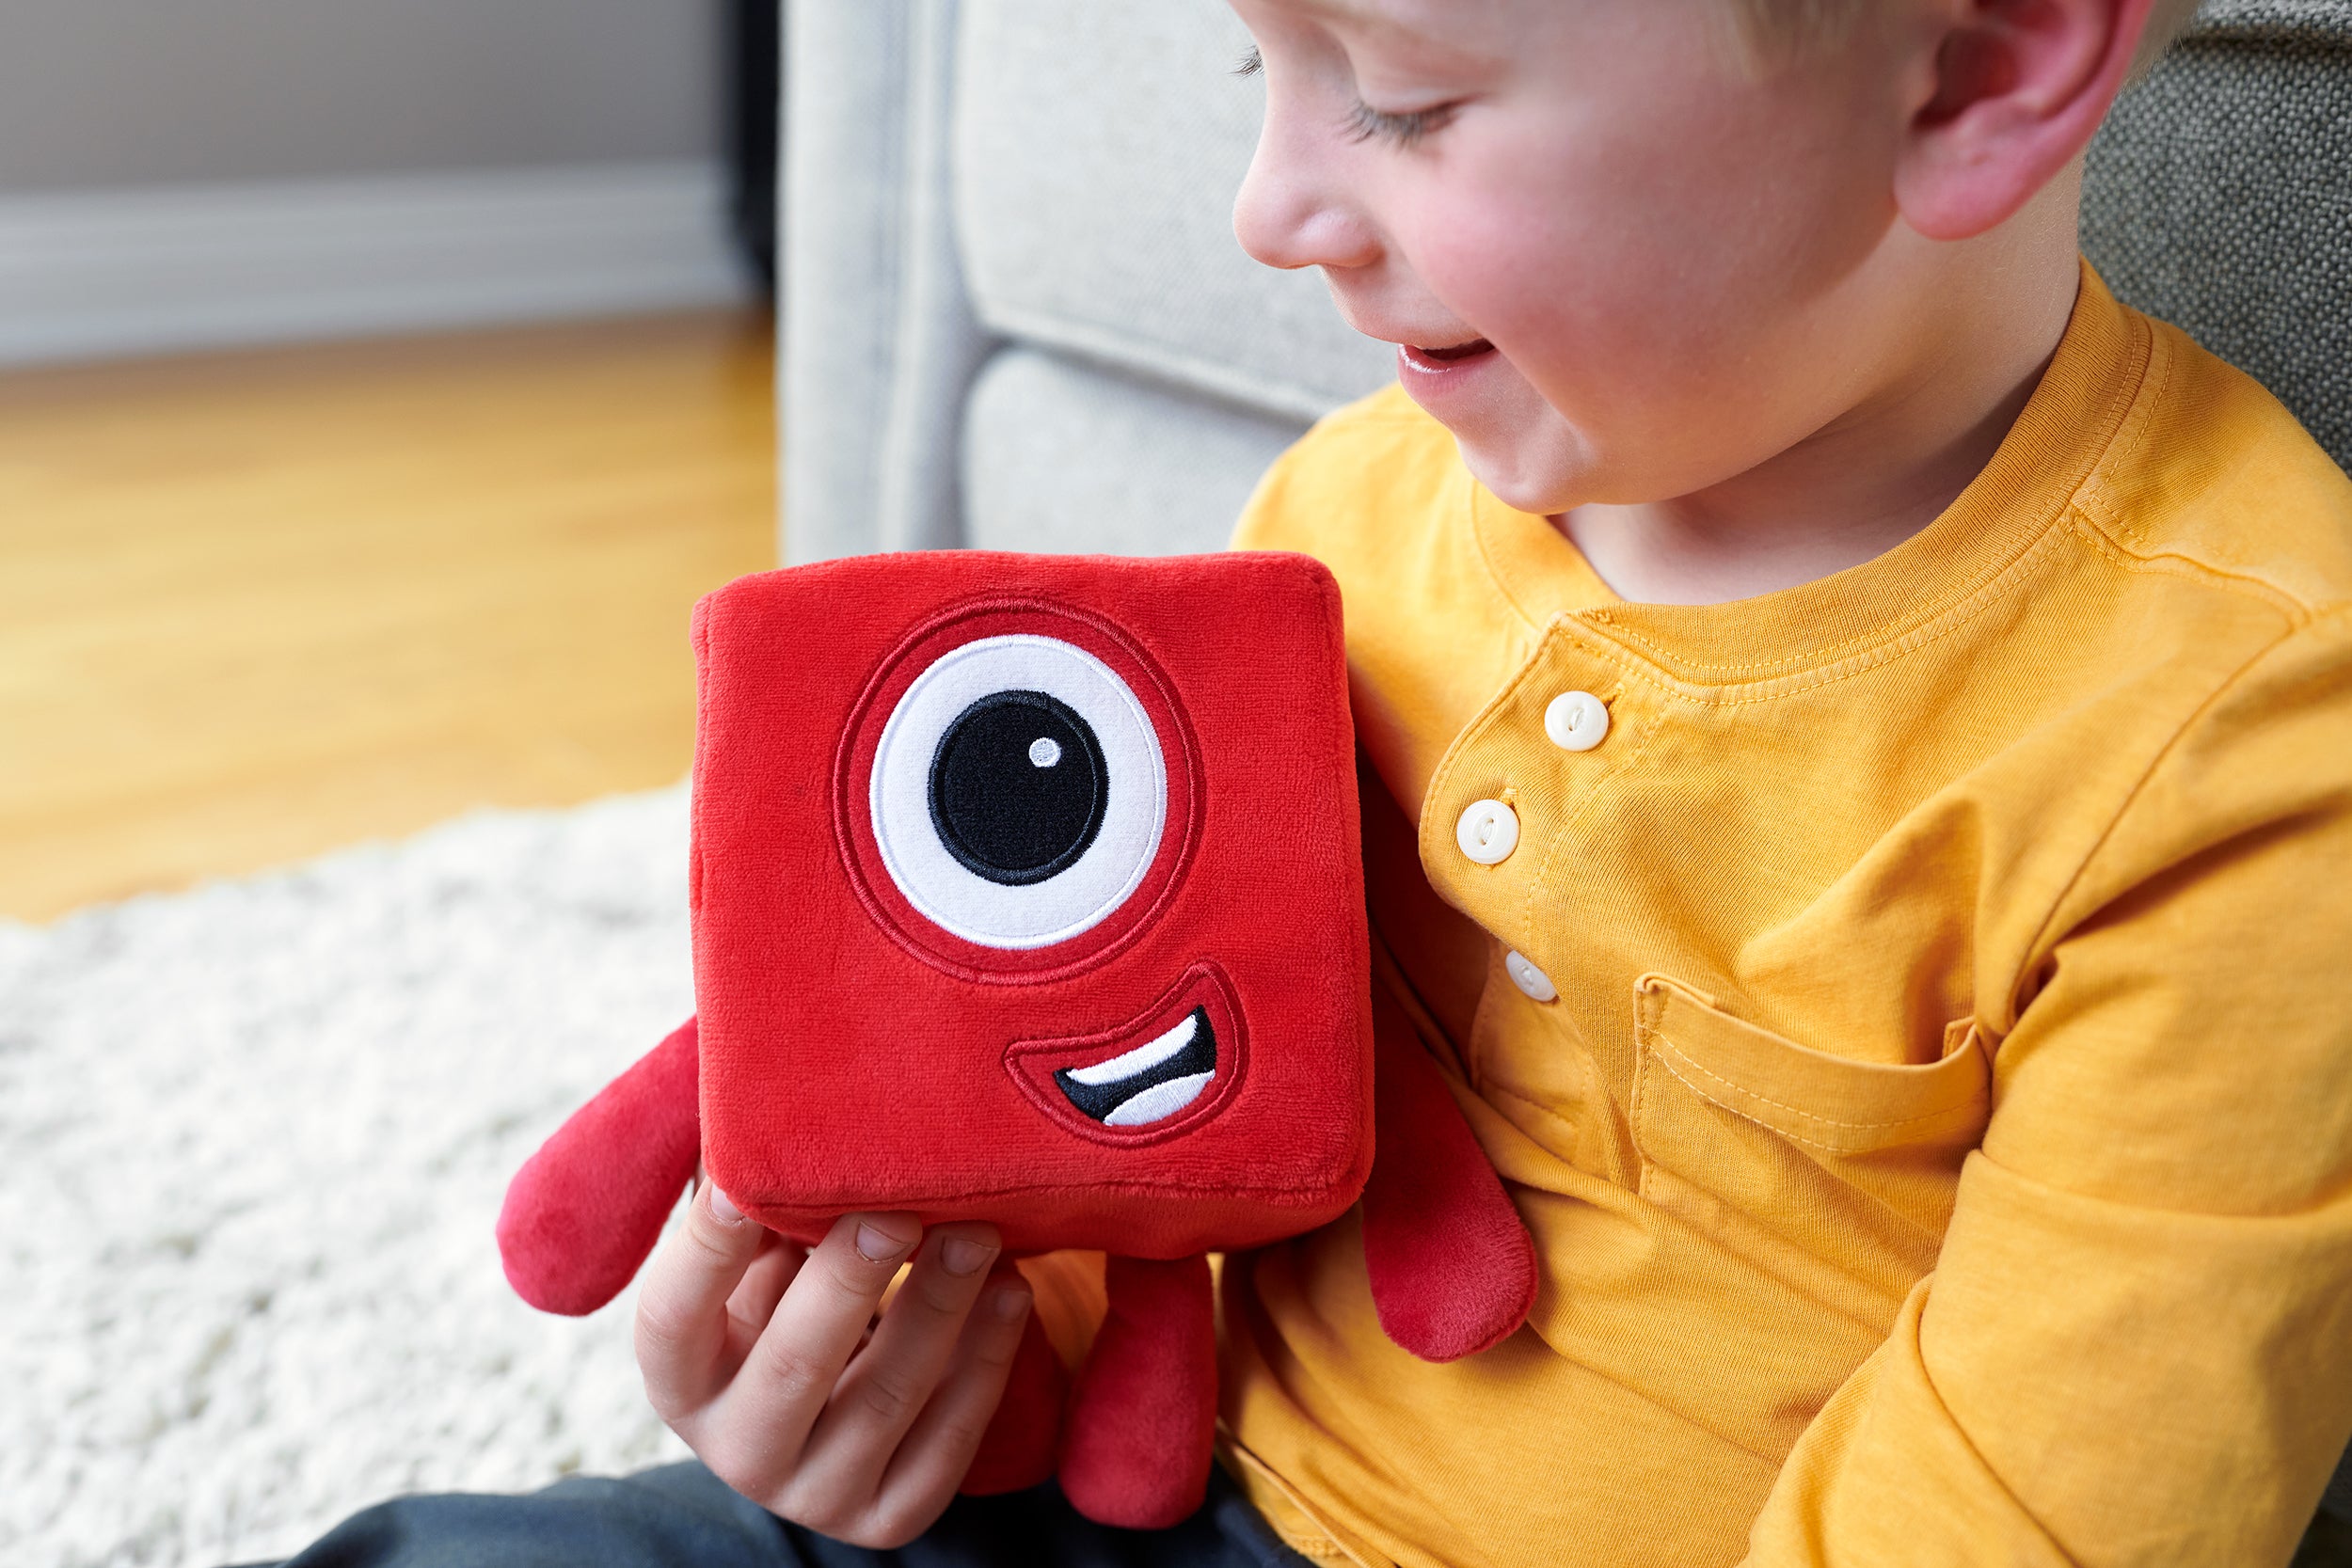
left=868, top=634, right=1168, bottom=950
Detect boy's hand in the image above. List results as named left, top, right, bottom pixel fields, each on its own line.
left=632, top=1182, right=1034, bottom=1549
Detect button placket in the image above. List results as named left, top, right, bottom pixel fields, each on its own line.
left=1420, top=621, right=1634, bottom=920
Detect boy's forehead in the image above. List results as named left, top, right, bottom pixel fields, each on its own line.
left=1244, top=0, right=1523, bottom=62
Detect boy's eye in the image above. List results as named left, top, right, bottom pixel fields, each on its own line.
left=1343, top=100, right=1457, bottom=148
left=1230, top=41, right=1454, bottom=149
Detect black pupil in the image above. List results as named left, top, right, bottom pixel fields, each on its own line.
left=928, top=690, right=1107, bottom=886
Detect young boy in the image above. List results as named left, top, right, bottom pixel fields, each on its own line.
left=282, top=0, right=2352, bottom=1564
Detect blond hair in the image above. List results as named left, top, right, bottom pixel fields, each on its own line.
left=1731, top=0, right=2204, bottom=76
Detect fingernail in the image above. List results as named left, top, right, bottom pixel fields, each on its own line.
left=856, top=1222, right=914, bottom=1263
left=941, top=1237, right=996, bottom=1276
left=993, top=1287, right=1033, bottom=1321
left=707, top=1185, right=742, bottom=1225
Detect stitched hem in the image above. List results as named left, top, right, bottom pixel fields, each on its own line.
left=1641, top=1044, right=1978, bottom=1155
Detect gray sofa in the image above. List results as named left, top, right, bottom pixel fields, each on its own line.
left=776, top=0, right=2352, bottom=1545
left=2082, top=0, right=2351, bottom=470
left=782, top=0, right=1387, bottom=564
left=781, top=0, right=2350, bottom=566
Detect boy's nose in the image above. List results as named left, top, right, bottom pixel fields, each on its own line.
left=1232, top=121, right=1383, bottom=276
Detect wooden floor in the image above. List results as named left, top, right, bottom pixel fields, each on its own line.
left=0, top=310, right=778, bottom=922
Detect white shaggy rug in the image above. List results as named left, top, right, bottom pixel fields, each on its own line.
left=0, top=786, right=703, bottom=1568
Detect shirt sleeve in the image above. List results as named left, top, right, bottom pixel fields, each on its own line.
left=1743, top=609, right=2352, bottom=1568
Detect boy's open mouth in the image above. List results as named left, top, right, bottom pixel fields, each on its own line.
left=1401, top=338, right=1496, bottom=372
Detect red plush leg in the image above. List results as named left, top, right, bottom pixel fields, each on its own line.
left=1057, top=1254, right=1215, bottom=1529
left=959, top=1279, right=1066, bottom=1497
left=1360, top=987, right=1538, bottom=1361
left=497, top=1016, right=702, bottom=1316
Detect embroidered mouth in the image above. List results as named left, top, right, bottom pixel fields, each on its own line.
left=1053, top=1007, right=1217, bottom=1127
left=1003, top=961, right=1246, bottom=1145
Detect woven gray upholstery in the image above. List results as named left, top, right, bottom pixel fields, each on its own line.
left=780, top=0, right=1369, bottom=562
left=954, top=0, right=1391, bottom=425
left=780, top=0, right=990, bottom=559
left=963, top=349, right=1303, bottom=557
left=2083, top=0, right=2352, bottom=471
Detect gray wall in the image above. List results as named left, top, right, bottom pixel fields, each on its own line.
left=0, top=0, right=721, bottom=193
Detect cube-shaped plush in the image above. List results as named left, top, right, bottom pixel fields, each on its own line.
left=500, top=552, right=1536, bottom=1529
left=497, top=551, right=1402, bottom=1528
left=685, top=551, right=1373, bottom=1258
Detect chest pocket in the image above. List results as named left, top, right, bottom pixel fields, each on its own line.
left=1631, top=974, right=1991, bottom=1314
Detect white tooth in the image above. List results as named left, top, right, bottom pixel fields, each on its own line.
left=1065, top=1013, right=1198, bottom=1087
left=1103, top=1071, right=1215, bottom=1127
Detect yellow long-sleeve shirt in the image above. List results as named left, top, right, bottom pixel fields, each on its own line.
left=1216, top=269, right=2352, bottom=1567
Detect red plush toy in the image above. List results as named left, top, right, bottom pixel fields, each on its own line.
left=497, top=551, right=1534, bottom=1528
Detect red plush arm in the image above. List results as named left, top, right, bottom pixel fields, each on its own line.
left=498, top=1016, right=702, bottom=1316
left=1360, top=986, right=1538, bottom=1361
left=1057, top=1254, right=1216, bottom=1529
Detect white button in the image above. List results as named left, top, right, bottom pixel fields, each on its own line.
left=1454, top=799, right=1519, bottom=864
left=1504, top=950, right=1557, bottom=1003
left=1544, top=691, right=1610, bottom=752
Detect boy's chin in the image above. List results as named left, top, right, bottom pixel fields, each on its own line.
left=1396, top=343, right=1590, bottom=515
left=1446, top=425, right=1587, bottom=518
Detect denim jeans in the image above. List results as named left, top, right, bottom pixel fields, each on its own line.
left=267, top=1460, right=1311, bottom=1568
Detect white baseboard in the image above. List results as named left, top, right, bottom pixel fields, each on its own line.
left=0, top=160, right=755, bottom=367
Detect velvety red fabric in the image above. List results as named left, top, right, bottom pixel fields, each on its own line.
left=1057, top=1254, right=1216, bottom=1530
left=497, top=1018, right=701, bottom=1316
left=1359, top=985, right=1539, bottom=1361
left=497, top=550, right=1543, bottom=1528
left=687, top=553, right=1373, bottom=1258
left=958, top=1286, right=1066, bottom=1497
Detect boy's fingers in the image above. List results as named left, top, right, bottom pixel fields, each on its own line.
left=869, top=1276, right=1036, bottom=1539
left=708, top=1231, right=803, bottom=1384
left=707, top=1212, right=923, bottom=1497
left=635, top=1182, right=770, bottom=1418
left=792, top=1223, right=1003, bottom=1501
left=727, top=1232, right=801, bottom=1337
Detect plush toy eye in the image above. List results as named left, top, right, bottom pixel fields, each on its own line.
left=929, top=689, right=1108, bottom=886
left=870, top=635, right=1168, bottom=950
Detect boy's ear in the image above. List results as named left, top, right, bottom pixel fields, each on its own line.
left=1893, top=0, right=2159, bottom=241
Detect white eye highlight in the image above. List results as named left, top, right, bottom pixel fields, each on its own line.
left=869, top=635, right=1168, bottom=950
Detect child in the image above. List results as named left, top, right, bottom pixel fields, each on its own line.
left=281, top=0, right=2352, bottom=1563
